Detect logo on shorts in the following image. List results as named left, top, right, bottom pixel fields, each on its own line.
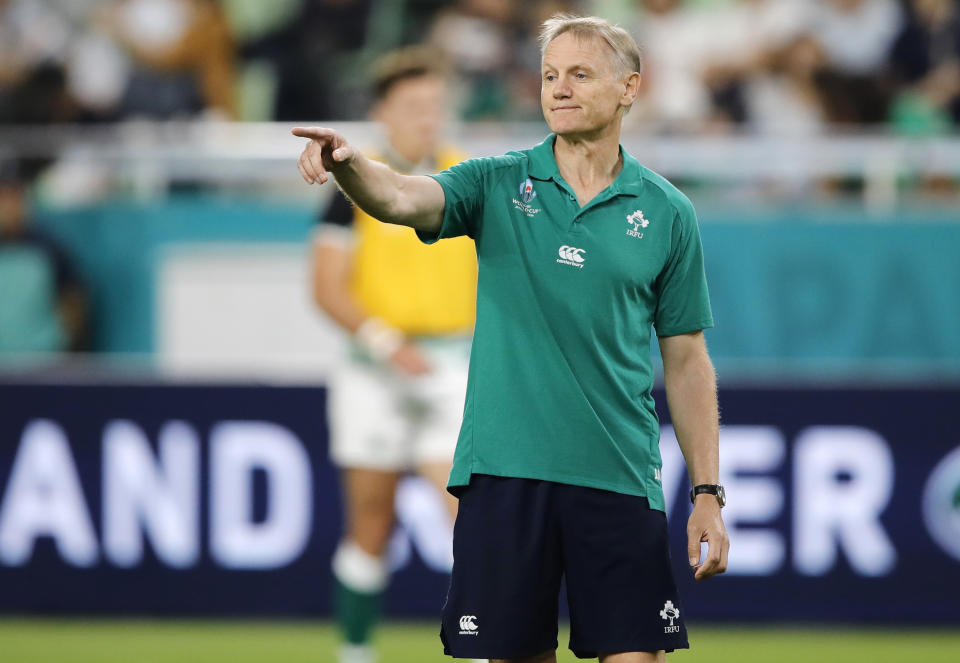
left=626, top=209, right=649, bottom=239
left=459, top=615, right=479, bottom=636
left=557, top=245, right=586, bottom=268
left=659, top=600, right=681, bottom=633
left=923, top=446, right=960, bottom=561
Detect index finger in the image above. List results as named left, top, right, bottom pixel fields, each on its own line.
left=291, top=126, right=335, bottom=140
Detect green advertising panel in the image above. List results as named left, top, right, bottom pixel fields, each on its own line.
left=33, top=199, right=960, bottom=379
left=699, top=213, right=960, bottom=378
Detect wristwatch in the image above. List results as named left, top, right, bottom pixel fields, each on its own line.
left=690, top=484, right=726, bottom=507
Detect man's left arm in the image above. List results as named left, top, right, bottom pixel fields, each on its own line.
left=659, top=330, right=729, bottom=581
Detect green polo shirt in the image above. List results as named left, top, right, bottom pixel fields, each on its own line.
left=419, top=134, right=713, bottom=510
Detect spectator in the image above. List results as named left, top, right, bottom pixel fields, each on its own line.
left=0, top=0, right=129, bottom=123
left=626, top=0, right=716, bottom=131
left=101, top=0, right=237, bottom=119
left=428, top=0, right=518, bottom=119
left=888, top=0, right=960, bottom=133
left=215, top=0, right=303, bottom=120
left=0, top=157, right=88, bottom=355
left=66, top=14, right=131, bottom=122
left=812, top=0, right=903, bottom=75
left=259, top=0, right=372, bottom=121
left=743, top=34, right=830, bottom=136
left=809, top=0, right=903, bottom=124
left=699, top=0, right=814, bottom=127
left=0, top=0, right=77, bottom=122
left=1, top=62, right=78, bottom=124
left=0, top=0, right=73, bottom=87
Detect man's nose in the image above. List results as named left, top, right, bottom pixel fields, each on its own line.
left=553, top=80, right=572, bottom=97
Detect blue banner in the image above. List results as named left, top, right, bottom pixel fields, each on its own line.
left=0, top=380, right=958, bottom=622
left=666, top=386, right=960, bottom=624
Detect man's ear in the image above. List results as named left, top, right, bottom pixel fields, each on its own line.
left=622, top=71, right=642, bottom=106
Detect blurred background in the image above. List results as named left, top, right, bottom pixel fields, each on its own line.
left=0, top=0, right=958, bottom=661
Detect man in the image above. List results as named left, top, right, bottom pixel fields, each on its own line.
left=0, top=157, right=87, bottom=356
left=310, top=48, right=477, bottom=663
left=295, top=14, right=728, bottom=663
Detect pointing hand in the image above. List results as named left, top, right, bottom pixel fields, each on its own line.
left=292, top=127, right=357, bottom=185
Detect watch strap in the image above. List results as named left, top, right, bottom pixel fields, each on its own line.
left=690, top=483, right=725, bottom=506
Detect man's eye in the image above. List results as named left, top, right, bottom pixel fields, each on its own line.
left=545, top=73, right=555, bottom=81
left=576, top=72, right=587, bottom=79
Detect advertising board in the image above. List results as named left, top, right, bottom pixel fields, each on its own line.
left=0, top=381, right=957, bottom=622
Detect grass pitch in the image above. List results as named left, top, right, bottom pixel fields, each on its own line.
left=1, top=619, right=958, bottom=663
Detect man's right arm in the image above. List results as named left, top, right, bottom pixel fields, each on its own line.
left=293, top=126, right=445, bottom=234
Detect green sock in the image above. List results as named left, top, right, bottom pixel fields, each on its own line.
left=335, top=578, right=382, bottom=645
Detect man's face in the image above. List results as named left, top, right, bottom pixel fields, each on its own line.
left=541, top=32, right=634, bottom=138
left=375, top=74, right=446, bottom=159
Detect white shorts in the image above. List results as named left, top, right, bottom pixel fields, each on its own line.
left=328, top=337, right=470, bottom=471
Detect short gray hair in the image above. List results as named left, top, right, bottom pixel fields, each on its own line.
left=538, top=13, right=642, bottom=78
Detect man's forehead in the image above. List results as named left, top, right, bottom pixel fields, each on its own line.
left=542, top=33, right=614, bottom=70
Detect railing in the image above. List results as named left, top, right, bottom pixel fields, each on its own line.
left=3, top=122, right=959, bottom=208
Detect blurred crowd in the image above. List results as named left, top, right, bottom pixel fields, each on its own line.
left=0, top=0, right=958, bottom=135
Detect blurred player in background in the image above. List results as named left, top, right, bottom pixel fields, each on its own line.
left=310, top=47, right=476, bottom=663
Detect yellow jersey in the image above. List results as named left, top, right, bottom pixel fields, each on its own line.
left=318, top=146, right=477, bottom=336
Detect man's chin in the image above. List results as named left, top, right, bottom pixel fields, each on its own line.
left=551, top=125, right=597, bottom=139
left=546, top=118, right=584, bottom=136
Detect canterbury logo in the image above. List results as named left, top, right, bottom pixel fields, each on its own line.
left=459, top=615, right=478, bottom=634
left=558, top=245, right=586, bottom=263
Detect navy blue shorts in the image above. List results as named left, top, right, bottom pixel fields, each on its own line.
left=440, top=474, right=689, bottom=659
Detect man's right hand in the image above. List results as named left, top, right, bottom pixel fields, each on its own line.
left=293, top=125, right=446, bottom=234
left=292, top=127, right=358, bottom=185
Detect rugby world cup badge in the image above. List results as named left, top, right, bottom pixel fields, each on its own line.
left=519, top=177, right=537, bottom=203
left=513, top=178, right=541, bottom=217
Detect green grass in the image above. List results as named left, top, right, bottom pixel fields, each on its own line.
left=1, top=620, right=958, bottom=663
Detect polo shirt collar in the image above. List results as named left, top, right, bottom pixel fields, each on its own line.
left=527, top=134, right=645, bottom=197
left=527, top=134, right=560, bottom=181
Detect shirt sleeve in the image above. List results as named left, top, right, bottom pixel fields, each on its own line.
left=653, top=197, right=714, bottom=337
left=416, top=157, right=488, bottom=244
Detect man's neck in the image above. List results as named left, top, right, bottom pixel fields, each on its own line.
left=553, top=126, right=623, bottom=204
